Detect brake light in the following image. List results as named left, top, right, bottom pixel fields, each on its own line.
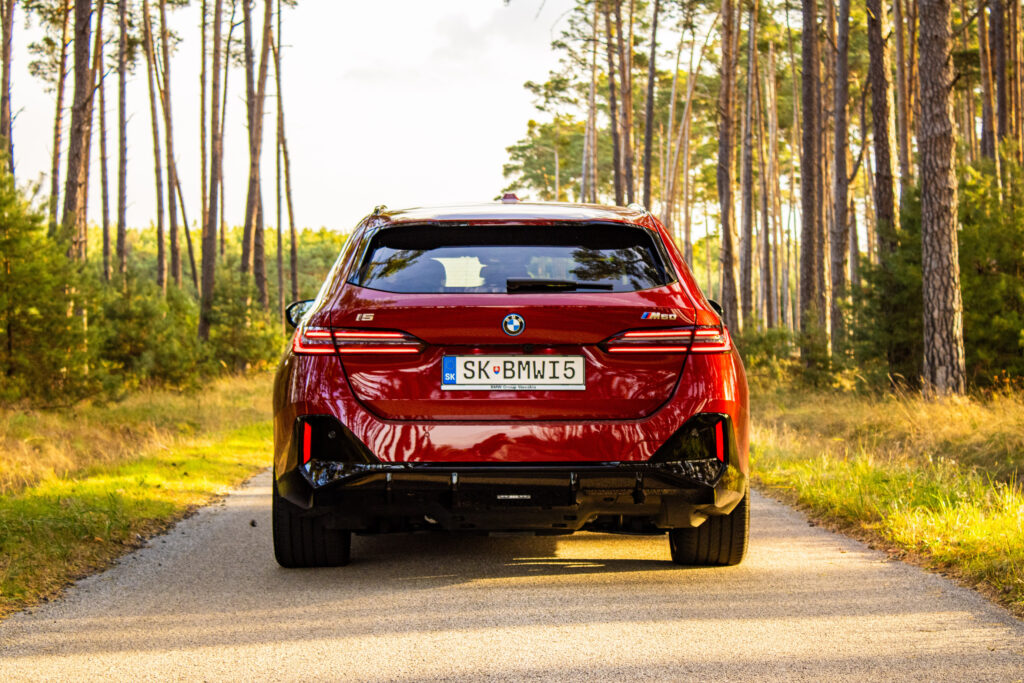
left=602, top=326, right=731, bottom=354
left=333, top=329, right=423, bottom=355
left=292, top=326, right=337, bottom=355
left=690, top=327, right=732, bottom=353
left=291, top=327, right=425, bottom=356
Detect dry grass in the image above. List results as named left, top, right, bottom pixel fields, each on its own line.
left=753, top=387, right=1024, bottom=481
left=0, top=421, right=272, bottom=618
left=0, top=373, right=272, bottom=495
left=751, top=387, right=1024, bottom=616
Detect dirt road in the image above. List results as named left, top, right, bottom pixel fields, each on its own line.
left=1, top=470, right=1021, bottom=681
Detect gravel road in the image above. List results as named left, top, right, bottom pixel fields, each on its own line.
left=1, top=469, right=1022, bottom=681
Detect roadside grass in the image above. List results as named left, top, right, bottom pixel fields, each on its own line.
left=751, top=388, right=1024, bottom=616
left=0, top=373, right=272, bottom=495
left=0, top=375, right=274, bottom=618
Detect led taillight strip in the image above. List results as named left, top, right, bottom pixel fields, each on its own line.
left=620, top=330, right=694, bottom=339
left=334, top=331, right=408, bottom=340
left=335, top=346, right=421, bottom=355
left=607, top=345, right=692, bottom=354
left=604, top=325, right=731, bottom=354
left=690, top=327, right=732, bottom=353
left=293, top=326, right=425, bottom=356
left=292, top=326, right=337, bottom=355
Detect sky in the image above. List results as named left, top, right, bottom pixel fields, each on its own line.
left=9, top=0, right=576, bottom=234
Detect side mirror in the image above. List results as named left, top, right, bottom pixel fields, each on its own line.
left=707, top=299, right=724, bottom=320
left=285, top=300, right=315, bottom=329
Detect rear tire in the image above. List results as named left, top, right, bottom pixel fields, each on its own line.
left=668, top=489, right=749, bottom=566
left=272, top=477, right=351, bottom=568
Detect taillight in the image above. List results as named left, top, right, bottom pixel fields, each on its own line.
left=601, top=326, right=731, bottom=354
left=333, top=329, right=423, bottom=355
left=690, top=326, right=732, bottom=353
left=292, top=325, right=336, bottom=355
left=291, top=327, right=424, bottom=355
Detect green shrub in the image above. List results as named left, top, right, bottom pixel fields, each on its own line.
left=0, top=170, right=93, bottom=404
left=855, top=152, right=1024, bottom=389
left=203, top=262, right=285, bottom=373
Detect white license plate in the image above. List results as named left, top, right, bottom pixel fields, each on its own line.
left=442, top=355, right=585, bottom=391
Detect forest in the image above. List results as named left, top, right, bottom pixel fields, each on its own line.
left=0, top=0, right=1022, bottom=620
left=2, top=0, right=1021, bottom=405
left=502, top=0, right=1024, bottom=395
left=0, top=0, right=345, bottom=405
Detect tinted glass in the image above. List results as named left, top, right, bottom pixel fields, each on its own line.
left=350, top=224, right=674, bottom=293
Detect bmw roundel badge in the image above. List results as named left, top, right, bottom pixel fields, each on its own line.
left=502, top=313, right=525, bottom=336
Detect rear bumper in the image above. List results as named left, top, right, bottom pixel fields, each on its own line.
left=277, top=460, right=747, bottom=533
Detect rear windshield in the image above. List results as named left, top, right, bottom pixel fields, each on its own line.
left=349, top=224, right=675, bottom=294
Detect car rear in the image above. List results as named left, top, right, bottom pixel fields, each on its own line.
left=272, top=203, right=749, bottom=568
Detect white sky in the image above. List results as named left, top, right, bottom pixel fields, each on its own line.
left=10, top=0, right=575, bottom=233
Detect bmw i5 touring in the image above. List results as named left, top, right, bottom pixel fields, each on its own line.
left=273, top=201, right=749, bottom=567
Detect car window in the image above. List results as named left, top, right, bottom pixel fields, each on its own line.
left=349, top=224, right=675, bottom=294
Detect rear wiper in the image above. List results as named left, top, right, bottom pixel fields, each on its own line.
left=506, top=278, right=614, bottom=292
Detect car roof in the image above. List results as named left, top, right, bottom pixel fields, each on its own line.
left=368, top=202, right=651, bottom=226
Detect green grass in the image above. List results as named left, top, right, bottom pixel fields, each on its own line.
left=0, top=373, right=272, bottom=494
left=0, top=375, right=274, bottom=618
left=752, top=388, right=1024, bottom=616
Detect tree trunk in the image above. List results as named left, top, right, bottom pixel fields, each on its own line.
left=799, top=0, right=819, bottom=339
left=979, top=0, right=998, bottom=156
left=867, top=0, right=899, bottom=256
left=47, top=1, right=70, bottom=238
left=275, top=2, right=283, bottom=319
left=919, top=0, right=966, bottom=395
left=240, top=0, right=272, bottom=311
left=172, top=168, right=199, bottom=292
left=1013, top=0, right=1024, bottom=158
left=660, top=25, right=685, bottom=225
left=219, top=0, right=238, bottom=258
left=73, top=0, right=105, bottom=265
left=60, top=0, right=92, bottom=257
left=143, top=0, right=166, bottom=293
left=893, top=0, right=912, bottom=190
left=739, top=5, right=756, bottom=325
left=200, top=0, right=225, bottom=341
left=117, top=0, right=127, bottom=279
left=665, top=18, right=717, bottom=264
left=867, top=0, right=905, bottom=377
left=200, top=0, right=208, bottom=233
left=818, top=0, right=835, bottom=340
left=718, top=0, right=740, bottom=332
left=603, top=3, right=623, bottom=205
left=830, top=0, right=851, bottom=348
left=240, top=0, right=256, bottom=274
left=98, top=27, right=110, bottom=283
left=767, top=44, right=784, bottom=328
left=784, top=0, right=800, bottom=328
left=614, top=0, right=635, bottom=204
left=0, top=0, right=15, bottom=177
left=755, top=53, right=774, bottom=329
left=270, top=34, right=297, bottom=303
left=244, top=0, right=272, bottom=309
left=641, top=0, right=659, bottom=209
left=159, top=0, right=181, bottom=287
left=582, top=1, right=598, bottom=203
left=991, top=0, right=1009, bottom=140
left=587, top=0, right=598, bottom=202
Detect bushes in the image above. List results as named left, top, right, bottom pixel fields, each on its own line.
left=855, top=154, right=1024, bottom=390
left=204, top=262, right=284, bottom=373
left=0, top=173, right=343, bottom=406
left=0, top=171, right=92, bottom=404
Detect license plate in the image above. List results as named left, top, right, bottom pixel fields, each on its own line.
left=442, top=356, right=585, bottom=391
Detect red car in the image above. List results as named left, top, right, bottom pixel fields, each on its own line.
left=272, top=201, right=749, bottom=567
